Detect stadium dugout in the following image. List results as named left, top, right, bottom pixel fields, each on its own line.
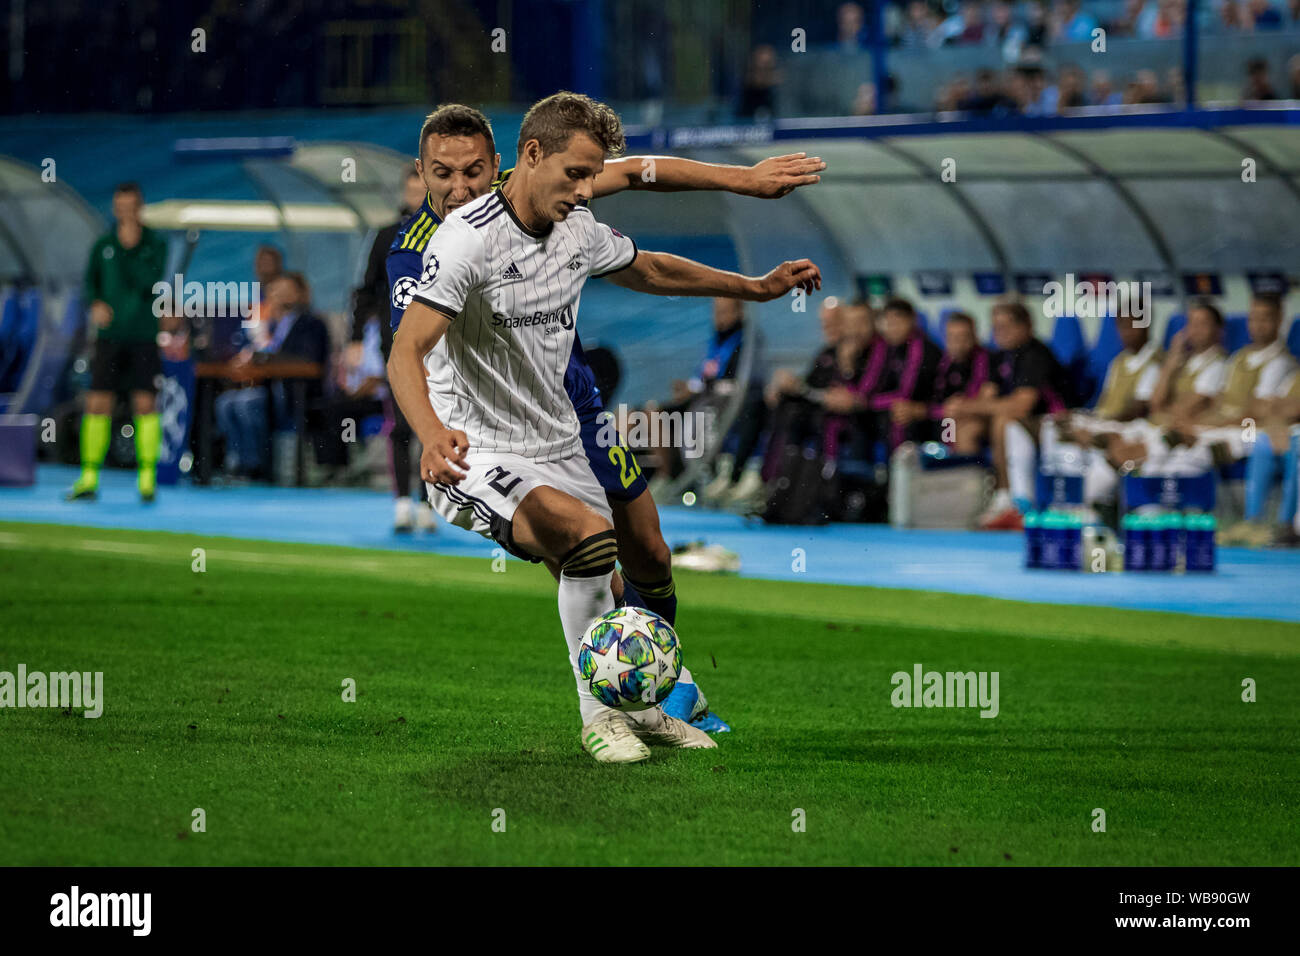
left=0, top=155, right=102, bottom=486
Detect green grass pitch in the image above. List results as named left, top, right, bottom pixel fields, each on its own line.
left=1, top=520, right=1296, bottom=866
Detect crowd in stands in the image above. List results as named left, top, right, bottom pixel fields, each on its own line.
left=740, top=0, right=1300, bottom=119
left=649, top=292, right=1300, bottom=546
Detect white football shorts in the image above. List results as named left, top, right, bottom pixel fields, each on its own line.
left=426, top=449, right=613, bottom=562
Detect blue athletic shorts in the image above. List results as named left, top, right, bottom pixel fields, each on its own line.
left=578, top=405, right=648, bottom=502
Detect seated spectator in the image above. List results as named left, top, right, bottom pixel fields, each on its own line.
left=957, top=301, right=1071, bottom=529
left=646, top=297, right=760, bottom=495
left=1147, top=299, right=1229, bottom=426
left=926, top=311, right=991, bottom=454
left=311, top=316, right=388, bottom=479
left=986, top=0, right=1028, bottom=61
left=1242, top=57, right=1278, bottom=101
left=214, top=272, right=329, bottom=479
left=1091, top=300, right=1228, bottom=482
left=738, top=45, right=781, bottom=120
left=1010, top=312, right=1163, bottom=510
left=1225, top=364, right=1300, bottom=546
left=1100, top=297, right=1295, bottom=512
left=1129, top=69, right=1167, bottom=104
left=1289, top=53, right=1300, bottom=98
left=757, top=298, right=874, bottom=484
left=1148, top=0, right=1187, bottom=37
left=960, top=68, right=1017, bottom=115
left=1056, top=64, right=1088, bottom=110
left=898, top=0, right=942, bottom=48
left=825, top=297, right=942, bottom=455
left=836, top=1, right=869, bottom=51
left=1090, top=69, right=1122, bottom=106
left=1052, top=0, right=1100, bottom=41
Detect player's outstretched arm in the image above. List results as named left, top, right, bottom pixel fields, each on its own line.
left=593, top=152, right=825, bottom=199
left=387, top=302, right=470, bottom=484
left=603, top=250, right=821, bottom=302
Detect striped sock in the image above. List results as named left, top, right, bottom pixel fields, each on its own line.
left=623, top=573, right=677, bottom=627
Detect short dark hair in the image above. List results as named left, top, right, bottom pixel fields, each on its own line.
left=1189, top=297, right=1224, bottom=326
left=1252, top=292, right=1283, bottom=316
left=994, top=301, right=1032, bottom=326
left=517, top=91, right=626, bottom=159
left=945, top=311, right=976, bottom=332
left=114, top=182, right=142, bottom=198
left=419, top=104, right=496, bottom=161
left=881, top=297, right=917, bottom=319
left=278, top=271, right=310, bottom=297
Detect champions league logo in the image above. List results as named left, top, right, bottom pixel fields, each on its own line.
left=421, top=254, right=440, bottom=285
left=391, top=275, right=418, bottom=310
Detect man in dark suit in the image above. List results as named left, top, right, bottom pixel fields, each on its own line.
left=215, top=272, right=329, bottom=478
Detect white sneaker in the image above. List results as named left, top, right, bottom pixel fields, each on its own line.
left=581, top=711, right=651, bottom=763
left=701, top=454, right=735, bottom=502
left=414, top=501, right=437, bottom=532
left=723, top=466, right=764, bottom=507
left=630, top=710, right=718, bottom=749
left=393, top=497, right=414, bottom=533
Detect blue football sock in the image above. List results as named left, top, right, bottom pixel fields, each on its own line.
left=618, top=577, right=643, bottom=609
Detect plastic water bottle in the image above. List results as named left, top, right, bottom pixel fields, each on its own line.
left=1149, top=510, right=1170, bottom=572
left=1040, top=512, right=1062, bottom=570
left=1123, top=513, right=1148, bottom=571
left=1185, top=513, right=1217, bottom=572
left=1168, top=512, right=1186, bottom=573
left=1024, top=511, right=1043, bottom=569
left=1061, top=513, right=1083, bottom=571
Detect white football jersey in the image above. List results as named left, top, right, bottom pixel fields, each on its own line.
left=410, top=189, right=637, bottom=461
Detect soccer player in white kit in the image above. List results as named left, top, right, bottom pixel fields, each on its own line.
left=388, top=92, right=822, bottom=763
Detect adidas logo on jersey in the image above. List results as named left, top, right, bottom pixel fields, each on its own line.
left=501, top=261, right=524, bottom=282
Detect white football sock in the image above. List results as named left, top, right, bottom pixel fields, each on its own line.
left=558, top=569, right=616, bottom=724
left=1005, top=420, right=1037, bottom=505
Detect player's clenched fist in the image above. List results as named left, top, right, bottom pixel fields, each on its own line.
left=752, top=259, right=822, bottom=301
left=421, top=427, right=471, bottom=484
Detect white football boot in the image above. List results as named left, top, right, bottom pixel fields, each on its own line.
left=393, top=497, right=414, bottom=533
left=414, top=500, right=438, bottom=533
left=630, top=708, right=718, bottom=749
left=581, top=711, right=651, bottom=763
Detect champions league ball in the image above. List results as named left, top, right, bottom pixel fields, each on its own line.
left=578, top=607, right=682, bottom=711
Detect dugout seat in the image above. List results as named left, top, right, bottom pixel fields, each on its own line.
left=1085, top=314, right=1124, bottom=407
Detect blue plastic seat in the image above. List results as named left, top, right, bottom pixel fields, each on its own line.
left=1224, top=315, right=1249, bottom=353
left=1086, top=314, right=1124, bottom=406
left=1162, top=313, right=1186, bottom=350
left=1049, top=314, right=1090, bottom=406
left=1287, top=317, right=1300, bottom=361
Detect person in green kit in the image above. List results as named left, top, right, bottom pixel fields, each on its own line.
left=67, top=182, right=168, bottom=502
